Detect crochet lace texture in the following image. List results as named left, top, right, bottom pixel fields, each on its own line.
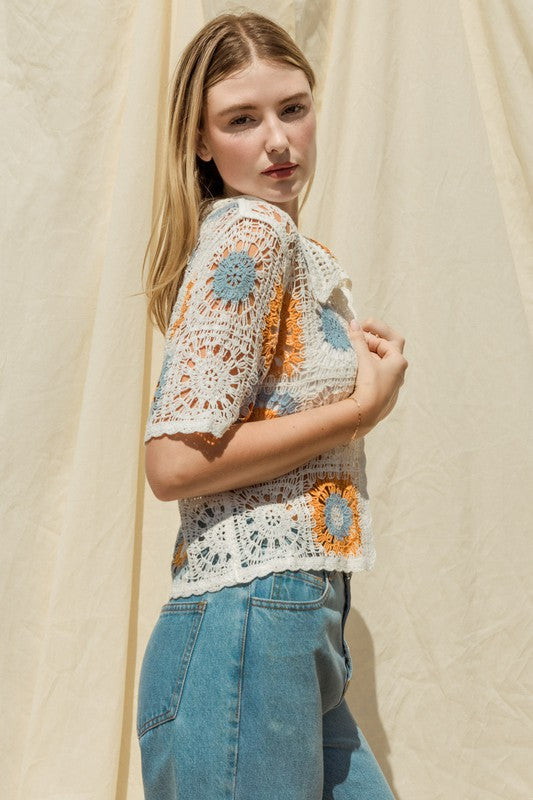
left=145, top=195, right=376, bottom=597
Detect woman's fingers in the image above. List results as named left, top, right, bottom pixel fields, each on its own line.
left=347, top=320, right=370, bottom=350
left=360, top=317, right=405, bottom=353
left=364, top=330, right=383, bottom=352
left=347, top=318, right=408, bottom=428
left=349, top=319, right=408, bottom=371
left=362, top=329, right=404, bottom=363
left=348, top=324, right=382, bottom=361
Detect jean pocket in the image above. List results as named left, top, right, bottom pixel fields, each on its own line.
left=137, top=599, right=207, bottom=739
left=250, top=568, right=330, bottom=609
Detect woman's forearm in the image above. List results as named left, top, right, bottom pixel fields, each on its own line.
left=146, top=396, right=378, bottom=501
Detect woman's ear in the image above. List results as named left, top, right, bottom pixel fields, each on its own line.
left=195, top=129, right=212, bottom=162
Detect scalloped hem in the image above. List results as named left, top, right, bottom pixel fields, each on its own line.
left=144, top=417, right=230, bottom=444
left=168, top=552, right=376, bottom=599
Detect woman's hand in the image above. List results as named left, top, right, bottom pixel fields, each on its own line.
left=347, top=317, right=408, bottom=431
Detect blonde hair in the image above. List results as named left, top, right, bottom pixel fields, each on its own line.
left=142, top=11, right=316, bottom=335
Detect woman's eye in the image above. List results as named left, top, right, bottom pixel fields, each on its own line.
left=230, top=115, right=252, bottom=126
left=229, top=105, right=306, bottom=126
left=283, top=103, right=306, bottom=115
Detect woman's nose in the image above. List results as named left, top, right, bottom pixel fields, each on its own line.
left=264, top=119, right=289, bottom=153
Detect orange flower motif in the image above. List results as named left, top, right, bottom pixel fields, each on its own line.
left=249, top=202, right=283, bottom=224
left=306, top=237, right=336, bottom=259
left=247, top=405, right=277, bottom=422
left=247, top=390, right=297, bottom=422
left=261, top=278, right=284, bottom=370
left=270, top=291, right=304, bottom=378
left=172, top=539, right=187, bottom=572
left=307, top=477, right=361, bottom=556
left=170, top=278, right=195, bottom=337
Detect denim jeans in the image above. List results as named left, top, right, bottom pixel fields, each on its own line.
left=137, top=568, right=394, bottom=799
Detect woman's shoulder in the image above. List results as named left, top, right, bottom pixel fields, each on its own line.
left=200, top=194, right=300, bottom=241
left=303, top=235, right=337, bottom=261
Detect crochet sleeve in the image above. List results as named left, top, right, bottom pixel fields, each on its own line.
left=144, top=213, right=292, bottom=443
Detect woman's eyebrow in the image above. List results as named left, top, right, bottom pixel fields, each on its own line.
left=216, top=91, right=310, bottom=118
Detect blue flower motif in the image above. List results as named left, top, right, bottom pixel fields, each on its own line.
left=324, top=493, right=354, bottom=540
left=207, top=201, right=238, bottom=224
left=213, top=250, right=256, bottom=302
left=321, top=307, right=352, bottom=350
left=255, top=388, right=270, bottom=404
left=151, top=349, right=172, bottom=409
left=266, top=391, right=297, bottom=415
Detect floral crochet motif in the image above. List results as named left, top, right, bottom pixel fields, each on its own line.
left=261, top=277, right=284, bottom=369
left=150, top=348, right=172, bottom=407
left=249, top=389, right=298, bottom=421
left=307, top=477, right=362, bottom=557
left=205, top=200, right=239, bottom=224
left=306, top=236, right=336, bottom=259
left=270, top=291, right=305, bottom=377
left=171, top=538, right=187, bottom=572
left=170, top=278, right=195, bottom=336
left=213, top=250, right=256, bottom=303
left=321, top=306, right=352, bottom=351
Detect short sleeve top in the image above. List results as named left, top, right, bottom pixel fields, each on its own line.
left=145, top=194, right=375, bottom=597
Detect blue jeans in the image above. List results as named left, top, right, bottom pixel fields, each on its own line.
left=137, top=568, right=394, bottom=799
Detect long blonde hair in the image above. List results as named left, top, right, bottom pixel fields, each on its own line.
left=142, top=11, right=316, bottom=335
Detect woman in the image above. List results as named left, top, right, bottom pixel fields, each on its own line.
left=137, top=10, right=408, bottom=800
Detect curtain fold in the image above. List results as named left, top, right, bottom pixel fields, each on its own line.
left=2, top=1, right=531, bottom=798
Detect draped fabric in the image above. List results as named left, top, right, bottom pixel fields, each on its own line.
left=2, top=1, right=531, bottom=797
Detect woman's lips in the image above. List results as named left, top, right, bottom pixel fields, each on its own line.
left=262, top=164, right=298, bottom=179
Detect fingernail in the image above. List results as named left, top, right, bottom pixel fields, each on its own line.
left=350, top=319, right=361, bottom=330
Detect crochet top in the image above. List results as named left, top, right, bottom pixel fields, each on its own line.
left=144, top=194, right=376, bottom=598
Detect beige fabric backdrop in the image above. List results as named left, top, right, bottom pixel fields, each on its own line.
left=2, top=1, right=532, bottom=798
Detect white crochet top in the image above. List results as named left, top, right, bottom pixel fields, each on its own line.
left=145, top=194, right=376, bottom=597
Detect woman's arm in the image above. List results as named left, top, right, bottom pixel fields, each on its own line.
left=146, top=394, right=374, bottom=501
left=146, top=318, right=408, bottom=501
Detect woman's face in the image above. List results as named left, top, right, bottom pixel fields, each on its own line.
left=196, top=58, right=316, bottom=223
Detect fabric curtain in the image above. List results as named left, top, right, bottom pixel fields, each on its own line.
left=2, top=1, right=531, bottom=797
